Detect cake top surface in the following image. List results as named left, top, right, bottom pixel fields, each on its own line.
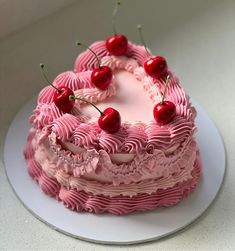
left=30, top=40, right=196, bottom=154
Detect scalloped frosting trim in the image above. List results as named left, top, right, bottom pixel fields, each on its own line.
left=27, top=128, right=197, bottom=186
left=59, top=155, right=201, bottom=215
left=30, top=40, right=196, bottom=155
left=24, top=140, right=201, bottom=215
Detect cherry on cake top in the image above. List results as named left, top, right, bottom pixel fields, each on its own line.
left=105, top=1, right=128, bottom=56
left=40, top=64, right=75, bottom=113
left=70, top=96, right=121, bottom=133
left=77, top=42, right=113, bottom=90
left=153, top=75, right=176, bottom=125
left=137, top=25, right=168, bottom=79
left=40, top=64, right=121, bottom=133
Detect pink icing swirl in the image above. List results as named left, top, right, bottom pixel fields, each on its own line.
left=74, top=41, right=110, bottom=72
left=38, top=86, right=55, bottom=104
left=74, top=41, right=150, bottom=73
left=53, top=70, right=94, bottom=90
left=72, top=123, right=100, bottom=149
left=38, top=172, right=61, bottom=197
left=73, top=78, right=116, bottom=104
left=58, top=155, right=201, bottom=215
left=126, top=42, right=150, bottom=65
left=166, top=74, right=189, bottom=106
left=100, top=55, right=139, bottom=72
left=33, top=127, right=197, bottom=185
left=24, top=123, right=201, bottom=215
left=51, top=114, right=81, bottom=141
left=145, top=117, right=195, bottom=151
left=123, top=123, right=147, bottom=153
left=99, top=126, right=128, bottom=153
left=29, top=103, right=63, bottom=129
left=27, top=158, right=42, bottom=181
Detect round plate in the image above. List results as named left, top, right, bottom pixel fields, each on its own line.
left=3, top=97, right=225, bottom=245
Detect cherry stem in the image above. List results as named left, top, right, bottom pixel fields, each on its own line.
left=40, top=64, right=62, bottom=93
left=112, top=1, right=121, bottom=35
left=77, top=42, right=101, bottom=69
left=69, top=96, right=104, bottom=115
left=137, top=25, right=151, bottom=57
left=161, top=75, right=170, bottom=104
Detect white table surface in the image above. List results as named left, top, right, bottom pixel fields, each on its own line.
left=0, top=0, right=234, bottom=250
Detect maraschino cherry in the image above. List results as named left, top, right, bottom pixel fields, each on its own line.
left=105, top=1, right=128, bottom=56
left=70, top=96, right=121, bottom=133
left=137, top=25, right=168, bottom=79
left=77, top=42, right=112, bottom=90
left=40, top=64, right=75, bottom=113
left=98, top=108, right=121, bottom=133
left=153, top=75, right=176, bottom=125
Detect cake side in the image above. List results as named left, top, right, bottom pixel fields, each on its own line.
left=24, top=130, right=201, bottom=215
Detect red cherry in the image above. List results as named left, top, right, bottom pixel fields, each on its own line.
left=153, top=101, right=176, bottom=125
left=53, top=87, right=75, bottom=113
left=106, top=34, right=128, bottom=56
left=91, top=66, right=113, bottom=90
left=98, top=107, right=121, bottom=133
left=144, top=56, right=168, bottom=79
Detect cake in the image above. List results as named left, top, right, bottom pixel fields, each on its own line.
left=23, top=37, right=201, bottom=215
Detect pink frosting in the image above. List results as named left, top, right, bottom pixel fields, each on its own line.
left=24, top=39, right=201, bottom=215
left=53, top=70, right=94, bottom=90
left=38, top=86, right=55, bottom=104
left=126, top=41, right=150, bottom=65
left=24, top=138, right=201, bottom=214
left=30, top=52, right=196, bottom=154
left=100, top=55, right=139, bottom=72
left=73, top=78, right=116, bottom=104
left=30, top=129, right=197, bottom=187
left=74, top=41, right=149, bottom=72
left=72, top=123, right=100, bottom=149
left=29, top=103, right=63, bottom=129
left=74, top=41, right=110, bottom=72
left=99, top=126, right=128, bottom=153
left=124, top=123, right=147, bottom=153
left=51, top=113, right=81, bottom=141
left=59, top=155, right=200, bottom=215
left=38, top=172, right=61, bottom=197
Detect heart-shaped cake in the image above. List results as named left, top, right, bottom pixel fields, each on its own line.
left=24, top=40, right=201, bottom=215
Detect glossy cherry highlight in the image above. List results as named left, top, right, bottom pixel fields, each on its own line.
left=40, top=64, right=75, bottom=113
left=98, top=107, right=121, bottom=133
left=53, top=86, right=75, bottom=113
left=153, top=75, right=176, bottom=125
left=77, top=42, right=113, bottom=90
left=70, top=96, right=121, bottom=133
left=91, top=66, right=112, bottom=90
left=153, top=101, right=176, bottom=125
left=137, top=25, right=168, bottom=79
left=106, top=34, right=128, bottom=56
left=144, top=56, right=168, bottom=79
left=105, top=1, right=128, bottom=56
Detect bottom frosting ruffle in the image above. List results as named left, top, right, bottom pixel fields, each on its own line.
left=24, top=140, right=201, bottom=215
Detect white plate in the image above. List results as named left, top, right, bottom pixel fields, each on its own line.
left=3, top=98, right=226, bottom=245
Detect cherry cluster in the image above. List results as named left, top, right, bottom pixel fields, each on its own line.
left=40, top=64, right=120, bottom=134
left=39, top=1, right=176, bottom=134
